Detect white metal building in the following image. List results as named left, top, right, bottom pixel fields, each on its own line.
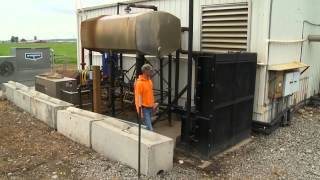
left=76, top=0, right=320, bottom=125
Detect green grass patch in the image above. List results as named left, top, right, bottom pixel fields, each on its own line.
left=0, top=42, right=77, bottom=64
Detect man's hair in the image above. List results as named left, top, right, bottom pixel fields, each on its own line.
left=141, top=64, right=152, bottom=72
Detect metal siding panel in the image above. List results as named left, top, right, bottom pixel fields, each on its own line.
left=268, top=0, right=320, bottom=98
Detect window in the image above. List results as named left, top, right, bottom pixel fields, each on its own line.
left=201, top=3, right=249, bottom=53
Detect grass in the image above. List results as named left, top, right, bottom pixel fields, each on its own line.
left=0, top=42, right=77, bottom=64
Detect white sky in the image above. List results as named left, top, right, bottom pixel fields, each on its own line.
left=0, top=0, right=114, bottom=41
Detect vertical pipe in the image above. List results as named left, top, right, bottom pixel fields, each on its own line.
left=160, top=57, right=164, bottom=104
left=174, top=50, right=180, bottom=105
left=120, top=53, right=124, bottom=95
left=89, top=50, right=93, bottom=70
left=93, top=66, right=101, bottom=113
left=110, top=55, right=116, bottom=117
left=90, top=82, right=94, bottom=112
left=117, top=3, right=120, bottom=14
left=117, top=1, right=123, bottom=100
left=168, top=54, right=172, bottom=126
left=78, top=86, right=83, bottom=109
left=184, top=0, right=194, bottom=143
left=263, top=0, right=274, bottom=106
left=138, top=106, right=142, bottom=178
left=136, top=53, right=145, bottom=78
left=81, top=48, right=85, bottom=70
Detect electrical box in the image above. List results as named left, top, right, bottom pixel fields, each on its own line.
left=283, top=71, right=300, bottom=96
left=268, top=71, right=284, bottom=99
left=268, top=71, right=300, bottom=98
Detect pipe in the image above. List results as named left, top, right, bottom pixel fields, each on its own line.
left=89, top=50, right=93, bottom=70
left=173, top=85, right=187, bottom=105
left=110, top=54, right=116, bottom=117
left=299, top=21, right=320, bottom=62
left=117, top=3, right=127, bottom=14
left=262, top=0, right=274, bottom=106
left=136, top=53, right=145, bottom=78
left=168, top=54, right=172, bottom=126
left=117, top=3, right=124, bottom=98
left=117, top=2, right=157, bottom=13
left=308, top=35, right=320, bottom=42
left=137, top=107, right=142, bottom=179
left=174, top=50, right=180, bottom=105
left=119, top=53, right=124, bottom=94
left=78, top=87, right=83, bottom=109
left=81, top=48, right=85, bottom=70
left=267, top=39, right=307, bottom=43
left=127, top=3, right=158, bottom=11
left=184, top=0, right=194, bottom=143
left=160, top=57, right=164, bottom=104
left=92, top=66, right=101, bottom=113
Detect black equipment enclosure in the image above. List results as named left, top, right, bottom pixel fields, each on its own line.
left=181, top=53, right=257, bottom=158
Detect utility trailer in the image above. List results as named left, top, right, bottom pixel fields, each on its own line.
left=0, top=48, right=52, bottom=86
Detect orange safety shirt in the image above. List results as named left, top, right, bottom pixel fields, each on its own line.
left=134, top=75, right=155, bottom=112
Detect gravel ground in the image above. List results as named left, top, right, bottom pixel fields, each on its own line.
left=0, top=98, right=319, bottom=179
left=204, top=105, right=320, bottom=179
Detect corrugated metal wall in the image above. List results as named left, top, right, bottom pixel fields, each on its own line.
left=252, top=0, right=320, bottom=123
left=268, top=0, right=320, bottom=97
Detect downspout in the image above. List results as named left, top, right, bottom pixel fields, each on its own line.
left=263, top=0, right=274, bottom=106
left=184, top=0, right=194, bottom=143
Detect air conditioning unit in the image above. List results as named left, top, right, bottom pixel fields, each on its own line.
left=0, top=48, right=52, bottom=86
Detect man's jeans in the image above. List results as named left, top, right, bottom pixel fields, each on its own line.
left=142, top=108, right=153, bottom=131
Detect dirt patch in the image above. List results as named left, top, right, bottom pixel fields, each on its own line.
left=0, top=100, right=132, bottom=179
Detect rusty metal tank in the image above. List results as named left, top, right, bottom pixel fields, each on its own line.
left=81, top=11, right=181, bottom=57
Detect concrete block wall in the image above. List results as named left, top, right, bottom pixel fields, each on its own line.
left=2, top=81, right=175, bottom=176
left=57, top=107, right=105, bottom=147
left=30, top=92, right=72, bottom=129
left=92, top=119, right=174, bottom=176
left=2, top=81, right=21, bottom=102
left=57, top=108, right=174, bottom=176
left=2, top=82, right=73, bottom=128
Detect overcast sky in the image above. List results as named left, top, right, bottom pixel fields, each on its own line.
left=0, top=0, right=112, bottom=41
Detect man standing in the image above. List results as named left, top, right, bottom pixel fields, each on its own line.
left=134, top=64, right=157, bottom=131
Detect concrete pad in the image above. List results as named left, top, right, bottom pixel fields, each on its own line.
left=154, top=120, right=181, bottom=143
left=92, top=118, right=174, bottom=176
left=57, top=107, right=104, bottom=147
left=31, top=93, right=72, bottom=129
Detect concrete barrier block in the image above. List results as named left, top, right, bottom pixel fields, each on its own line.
left=8, top=81, right=29, bottom=91
left=13, top=89, right=33, bottom=113
left=57, top=107, right=104, bottom=147
left=91, top=118, right=174, bottom=176
left=2, top=81, right=30, bottom=103
left=2, top=83, right=16, bottom=102
left=31, top=93, right=72, bottom=129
